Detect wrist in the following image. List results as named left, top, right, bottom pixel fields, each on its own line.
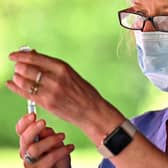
left=80, top=100, right=126, bottom=146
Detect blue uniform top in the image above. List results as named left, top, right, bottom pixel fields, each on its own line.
left=99, top=108, right=168, bottom=168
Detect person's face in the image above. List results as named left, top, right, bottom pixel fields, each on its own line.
left=132, top=0, right=168, bottom=32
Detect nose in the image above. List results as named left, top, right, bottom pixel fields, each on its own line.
left=142, top=20, right=156, bottom=32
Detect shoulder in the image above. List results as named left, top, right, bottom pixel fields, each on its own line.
left=131, top=108, right=167, bottom=127
left=131, top=108, right=168, bottom=137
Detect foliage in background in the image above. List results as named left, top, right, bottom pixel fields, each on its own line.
left=1, top=0, right=168, bottom=149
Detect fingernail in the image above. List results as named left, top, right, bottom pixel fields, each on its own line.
left=6, top=80, right=13, bottom=88
left=12, top=74, right=17, bottom=82
left=58, top=133, right=65, bottom=140
left=9, top=54, right=17, bottom=60
left=28, top=114, right=35, bottom=121
left=6, top=80, right=11, bottom=86
left=37, top=120, right=45, bottom=128
left=67, top=144, right=75, bottom=152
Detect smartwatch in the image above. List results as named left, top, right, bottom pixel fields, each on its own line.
left=98, top=120, right=136, bottom=158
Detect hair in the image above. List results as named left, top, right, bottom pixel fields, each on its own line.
left=116, top=30, right=136, bottom=58
left=126, top=0, right=133, bottom=5
left=116, top=0, right=137, bottom=57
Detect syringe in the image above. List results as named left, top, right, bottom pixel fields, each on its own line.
left=27, top=100, right=37, bottom=113
left=19, top=46, right=37, bottom=114
left=19, top=46, right=39, bottom=142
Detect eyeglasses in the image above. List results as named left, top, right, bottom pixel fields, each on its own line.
left=118, top=8, right=168, bottom=32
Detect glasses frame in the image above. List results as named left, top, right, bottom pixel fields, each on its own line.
left=118, top=8, right=168, bottom=32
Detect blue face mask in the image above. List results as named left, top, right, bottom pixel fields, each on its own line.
left=135, top=31, right=168, bottom=92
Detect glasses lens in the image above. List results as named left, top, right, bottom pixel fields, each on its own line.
left=153, top=16, right=168, bottom=32
left=120, top=12, right=145, bottom=30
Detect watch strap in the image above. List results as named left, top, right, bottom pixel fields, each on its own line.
left=97, top=120, right=136, bottom=158
left=121, top=120, right=136, bottom=137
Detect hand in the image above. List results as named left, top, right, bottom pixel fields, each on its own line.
left=16, top=113, right=74, bottom=168
left=8, top=50, right=125, bottom=145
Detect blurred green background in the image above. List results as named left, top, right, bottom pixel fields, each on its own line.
left=1, top=0, right=168, bottom=168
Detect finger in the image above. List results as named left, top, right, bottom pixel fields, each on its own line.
left=9, top=50, right=65, bottom=73
left=15, top=62, right=44, bottom=82
left=6, top=80, right=48, bottom=104
left=39, top=128, right=66, bottom=142
left=14, top=64, right=56, bottom=86
left=39, top=128, right=65, bottom=148
left=7, top=74, right=64, bottom=112
left=39, top=127, right=55, bottom=139
left=12, top=73, right=44, bottom=94
left=8, top=72, right=56, bottom=99
left=28, top=145, right=74, bottom=168
left=6, top=80, right=33, bottom=100
left=16, top=114, right=36, bottom=135
left=20, top=120, right=46, bottom=156
left=19, top=127, right=55, bottom=159
left=55, top=155, right=71, bottom=168
left=39, top=129, right=65, bottom=154
left=26, top=134, right=65, bottom=159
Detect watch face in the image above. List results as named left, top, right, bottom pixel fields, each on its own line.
left=104, top=127, right=132, bottom=155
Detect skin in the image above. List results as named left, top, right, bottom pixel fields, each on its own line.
left=7, top=51, right=125, bottom=145
left=6, top=0, right=168, bottom=167
left=16, top=113, right=74, bottom=168
left=132, top=0, right=168, bottom=31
